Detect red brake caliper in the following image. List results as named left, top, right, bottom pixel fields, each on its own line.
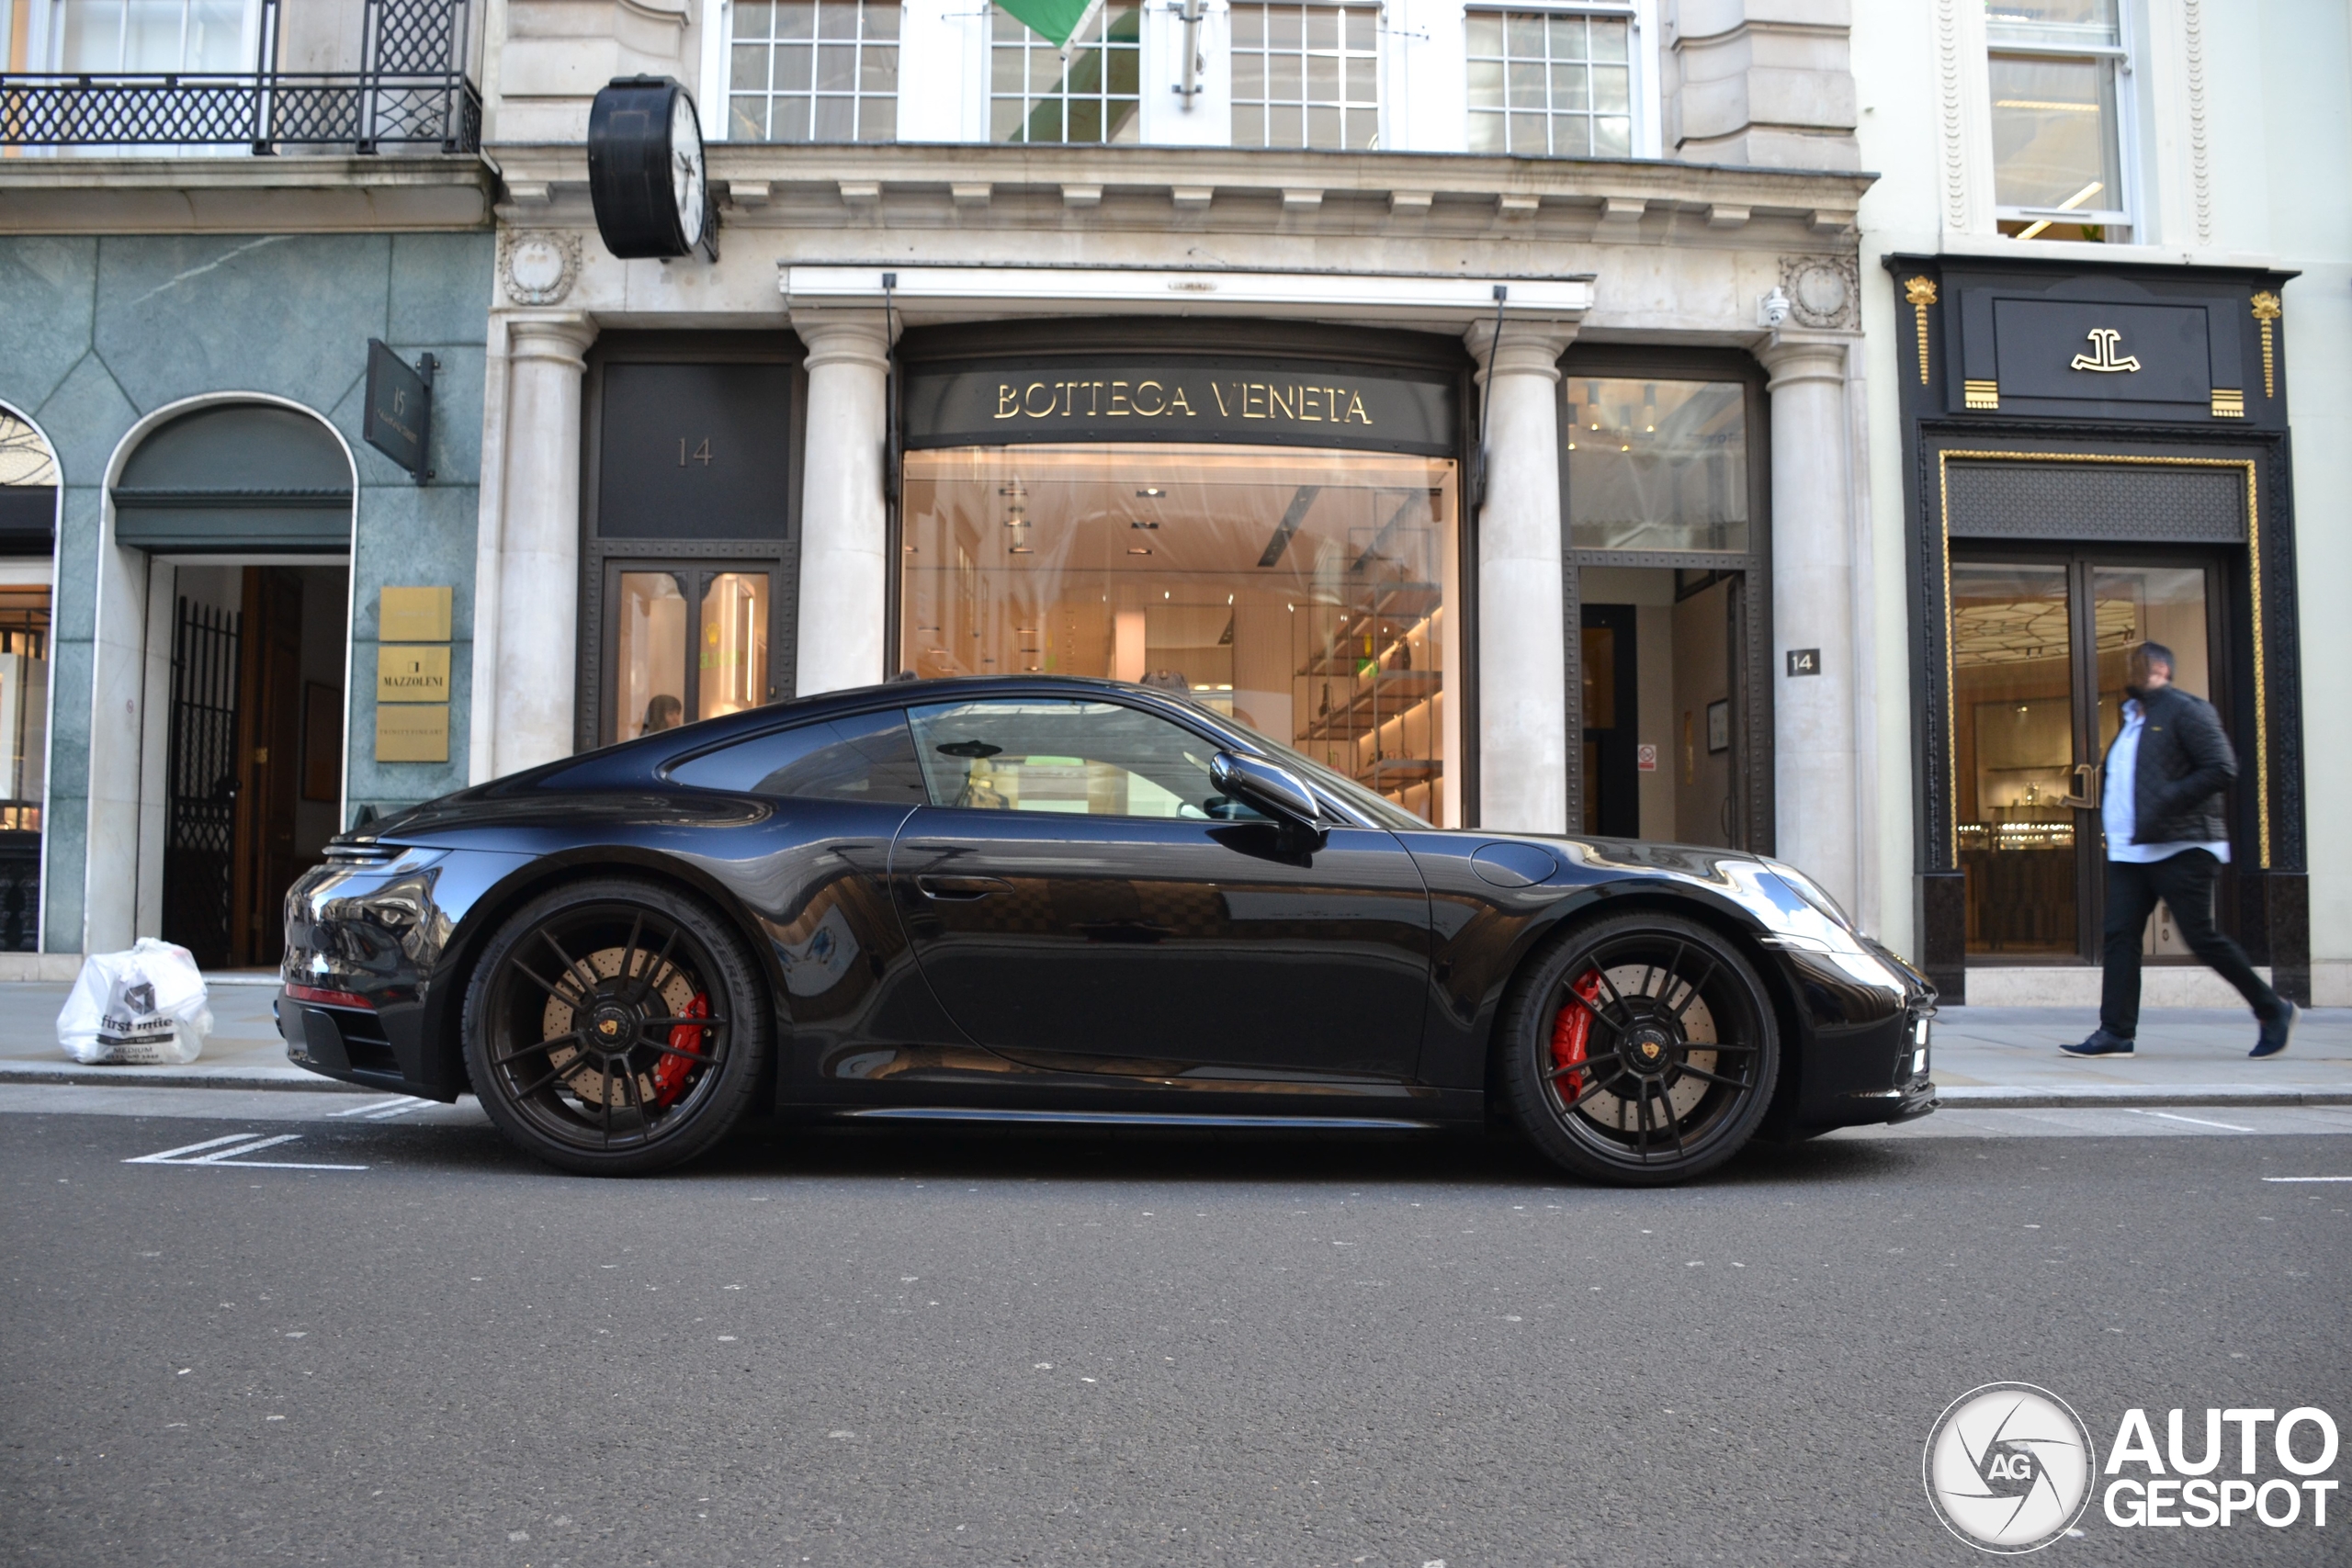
left=653, top=992, right=708, bottom=1108
left=1550, top=970, right=1604, bottom=1105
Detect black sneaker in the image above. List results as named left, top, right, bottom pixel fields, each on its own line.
left=2063, top=1031, right=2136, bottom=1057
left=2252, top=1003, right=2300, bottom=1059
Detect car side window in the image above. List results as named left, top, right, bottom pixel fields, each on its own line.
left=667, top=707, right=928, bottom=801
left=905, top=698, right=1227, bottom=818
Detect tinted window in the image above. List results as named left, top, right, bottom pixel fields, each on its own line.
left=669, top=707, right=926, bottom=801
left=906, top=698, right=1224, bottom=818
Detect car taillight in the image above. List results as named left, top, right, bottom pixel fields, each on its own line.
left=287, top=982, right=375, bottom=1010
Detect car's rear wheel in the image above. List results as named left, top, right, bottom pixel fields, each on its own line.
left=1500, top=912, right=1779, bottom=1186
left=462, top=877, right=767, bottom=1176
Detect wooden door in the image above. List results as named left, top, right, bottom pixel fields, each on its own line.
left=231, top=567, right=305, bottom=967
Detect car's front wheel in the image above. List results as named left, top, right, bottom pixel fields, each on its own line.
left=1500, top=912, right=1780, bottom=1186
left=462, top=877, right=768, bottom=1176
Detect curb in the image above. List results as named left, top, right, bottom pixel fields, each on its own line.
left=0, top=1066, right=376, bottom=1094
left=1936, top=1086, right=2352, bottom=1111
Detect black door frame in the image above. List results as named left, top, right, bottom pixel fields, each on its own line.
left=577, top=332, right=807, bottom=752
left=1950, top=541, right=2234, bottom=963
left=1558, top=345, right=1773, bottom=852
left=1577, top=602, right=1639, bottom=836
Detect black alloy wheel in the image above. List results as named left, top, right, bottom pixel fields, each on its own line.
left=1500, top=912, right=1779, bottom=1186
left=462, top=877, right=768, bottom=1175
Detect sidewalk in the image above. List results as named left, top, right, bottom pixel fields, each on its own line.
left=0, top=981, right=2346, bottom=1108
left=0, top=977, right=365, bottom=1093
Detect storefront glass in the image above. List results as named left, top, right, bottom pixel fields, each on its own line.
left=1951, top=555, right=2215, bottom=959
left=614, top=568, right=774, bottom=739
left=900, top=442, right=1459, bottom=824
left=1565, top=378, right=1748, bottom=552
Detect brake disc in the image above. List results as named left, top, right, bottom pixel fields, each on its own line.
left=1572, top=962, right=1721, bottom=1134
left=541, top=946, right=696, bottom=1111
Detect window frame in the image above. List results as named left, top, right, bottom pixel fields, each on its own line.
left=1225, top=0, right=1385, bottom=152
left=701, top=0, right=904, bottom=143
left=985, top=0, right=1144, bottom=145
left=1984, top=3, right=2138, bottom=241
left=577, top=333, right=806, bottom=753
left=1459, top=1, right=1642, bottom=161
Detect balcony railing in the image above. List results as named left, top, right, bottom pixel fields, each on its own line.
left=0, top=0, right=480, bottom=156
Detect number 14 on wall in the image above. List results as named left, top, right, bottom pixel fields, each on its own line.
left=679, top=438, right=713, bottom=466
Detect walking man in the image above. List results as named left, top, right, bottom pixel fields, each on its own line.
left=2065, top=641, right=2298, bottom=1058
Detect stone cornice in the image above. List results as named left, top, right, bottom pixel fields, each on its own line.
left=0, top=155, right=497, bottom=234
left=490, top=141, right=1875, bottom=244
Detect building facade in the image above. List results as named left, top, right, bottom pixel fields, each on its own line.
left=0, top=0, right=492, bottom=971
left=472, top=0, right=1891, bottom=933
left=5, top=0, right=2339, bottom=1010
left=1852, top=0, right=2346, bottom=1005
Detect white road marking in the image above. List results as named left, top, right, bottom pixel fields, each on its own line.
left=2262, top=1176, right=2352, bottom=1182
left=126, top=1133, right=367, bottom=1171
left=328, top=1097, right=412, bottom=1119
left=2127, top=1109, right=2256, bottom=1133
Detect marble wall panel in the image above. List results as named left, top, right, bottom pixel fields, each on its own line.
left=92, top=234, right=394, bottom=417
left=0, top=238, right=100, bottom=418
left=31, top=357, right=138, bottom=487
left=390, top=233, right=496, bottom=348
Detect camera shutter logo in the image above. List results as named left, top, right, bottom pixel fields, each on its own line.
left=1924, top=1383, right=2096, bottom=1552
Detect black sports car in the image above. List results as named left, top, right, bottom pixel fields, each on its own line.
left=278, top=676, right=1935, bottom=1181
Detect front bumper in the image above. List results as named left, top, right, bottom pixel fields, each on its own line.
left=277, top=852, right=468, bottom=1100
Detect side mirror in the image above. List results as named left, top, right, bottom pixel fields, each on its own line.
left=1209, top=751, right=1322, bottom=832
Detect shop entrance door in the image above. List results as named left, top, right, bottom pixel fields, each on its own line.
left=1578, top=604, right=1638, bottom=836
left=1950, top=553, right=2225, bottom=964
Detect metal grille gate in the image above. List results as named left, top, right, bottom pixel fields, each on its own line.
left=163, top=598, right=241, bottom=970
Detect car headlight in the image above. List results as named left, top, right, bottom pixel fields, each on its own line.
left=1723, top=860, right=1905, bottom=994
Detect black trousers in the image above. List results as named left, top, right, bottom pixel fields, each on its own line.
left=2099, top=849, right=2282, bottom=1038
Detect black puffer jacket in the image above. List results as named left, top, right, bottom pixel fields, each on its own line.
left=2109, top=684, right=2235, bottom=845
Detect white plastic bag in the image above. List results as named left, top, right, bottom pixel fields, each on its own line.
left=56, top=939, right=214, bottom=1066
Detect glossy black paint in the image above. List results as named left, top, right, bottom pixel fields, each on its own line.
left=277, top=675, right=1935, bottom=1140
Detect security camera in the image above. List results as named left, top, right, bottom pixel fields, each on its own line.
left=1757, top=287, right=1792, bottom=329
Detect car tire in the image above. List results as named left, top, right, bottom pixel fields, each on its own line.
left=1499, top=911, right=1780, bottom=1187
left=462, top=876, right=769, bottom=1176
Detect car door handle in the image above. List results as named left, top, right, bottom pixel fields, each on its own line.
left=916, top=874, right=1012, bottom=901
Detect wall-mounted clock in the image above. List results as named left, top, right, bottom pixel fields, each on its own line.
left=586, top=75, right=715, bottom=261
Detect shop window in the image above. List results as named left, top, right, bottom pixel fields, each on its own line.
left=726, top=0, right=899, bottom=143
left=990, top=1, right=1140, bottom=144
left=1464, top=9, right=1632, bottom=158
left=900, top=442, right=1457, bottom=825
left=1987, top=0, right=2130, bottom=242
left=611, top=568, right=774, bottom=740
left=1230, top=1, right=1379, bottom=151
left=1565, top=378, right=1747, bottom=552
left=0, top=587, right=47, bottom=833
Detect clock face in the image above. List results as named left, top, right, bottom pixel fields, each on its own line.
left=669, top=91, right=707, bottom=251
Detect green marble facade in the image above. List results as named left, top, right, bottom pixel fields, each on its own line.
left=0, top=231, right=492, bottom=953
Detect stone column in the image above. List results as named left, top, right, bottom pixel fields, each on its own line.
left=792, top=309, right=893, bottom=695
left=1466, top=321, right=1577, bottom=833
left=492, top=313, right=596, bottom=777
left=1758, top=333, right=1860, bottom=909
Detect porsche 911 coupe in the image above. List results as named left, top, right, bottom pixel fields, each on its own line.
left=278, top=675, right=1935, bottom=1181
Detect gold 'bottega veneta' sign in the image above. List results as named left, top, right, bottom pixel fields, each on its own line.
left=992, top=378, right=1376, bottom=425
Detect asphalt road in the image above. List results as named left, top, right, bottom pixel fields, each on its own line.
left=4, top=1095, right=2347, bottom=1567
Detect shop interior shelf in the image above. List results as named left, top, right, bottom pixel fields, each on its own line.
left=1369, top=758, right=1441, bottom=782
left=1300, top=670, right=1444, bottom=739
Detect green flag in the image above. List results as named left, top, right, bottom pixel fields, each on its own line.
left=997, top=0, right=1104, bottom=49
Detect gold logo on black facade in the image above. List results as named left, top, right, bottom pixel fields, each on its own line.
left=2069, top=328, right=2141, bottom=374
